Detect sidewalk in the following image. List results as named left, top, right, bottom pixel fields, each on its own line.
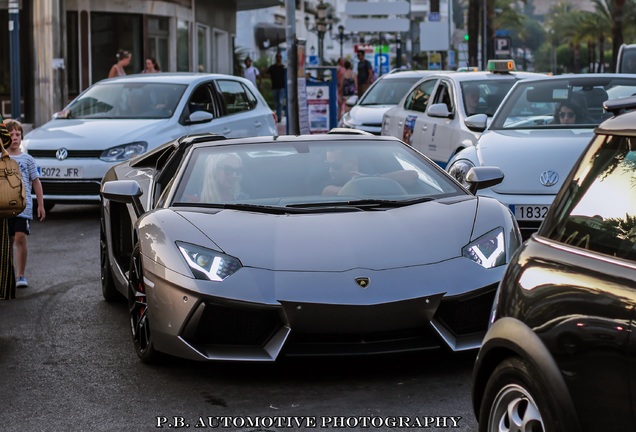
left=276, top=116, right=287, bottom=135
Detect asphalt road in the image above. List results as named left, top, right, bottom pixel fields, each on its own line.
left=0, top=205, right=479, bottom=432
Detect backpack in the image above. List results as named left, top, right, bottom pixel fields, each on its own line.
left=342, top=77, right=356, bottom=96
left=0, top=144, right=26, bottom=218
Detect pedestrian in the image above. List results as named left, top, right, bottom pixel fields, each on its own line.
left=4, top=119, right=45, bottom=289
left=0, top=116, right=16, bottom=300
left=242, top=56, right=261, bottom=89
left=108, top=49, right=131, bottom=78
left=141, top=57, right=161, bottom=73
left=339, top=60, right=357, bottom=118
left=356, top=50, right=375, bottom=98
left=336, top=57, right=346, bottom=119
left=267, top=52, right=286, bottom=123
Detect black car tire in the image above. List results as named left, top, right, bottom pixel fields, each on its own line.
left=479, top=357, right=558, bottom=432
left=100, top=222, right=122, bottom=302
left=128, top=244, right=157, bottom=363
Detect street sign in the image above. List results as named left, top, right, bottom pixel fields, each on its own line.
left=448, top=50, right=456, bottom=68
left=428, top=52, right=442, bottom=70
left=346, top=18, right=409, bottom=33
left=495, top=37, right=512, bottom=57
left=374, top=53, right=390, bottom=75
left=345, top=1, right=410, bottom=15
left=307, top=55, right=319, bottom=66
left=428, top=12, right=440, bottom=21
left=354, top=44, right=375, bottom=55
left=419, top=22, right=450, bottom=51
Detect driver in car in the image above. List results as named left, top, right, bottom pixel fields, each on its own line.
left=321, top=148, right=418, bottom=196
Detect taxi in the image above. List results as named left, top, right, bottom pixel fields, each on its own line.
left=381, top=60, right=543, bottom=167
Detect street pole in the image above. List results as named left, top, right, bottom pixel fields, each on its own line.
left=338, top=25, right=344, bottom=59
left=285, top=0, right=298, bottom=134
left=9, top=0, right=21, bottom=120
left=482, top=0, right=487, bottom=70
left=396, top=32, right=402, bottom=68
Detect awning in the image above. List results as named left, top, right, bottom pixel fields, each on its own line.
left=255, top=22, right=286, bottom=49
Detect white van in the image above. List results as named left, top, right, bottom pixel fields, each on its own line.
left=616, top=44, right=636, bottom=73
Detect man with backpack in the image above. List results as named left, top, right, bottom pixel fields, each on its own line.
left=356, top=50, right=375, bottom=97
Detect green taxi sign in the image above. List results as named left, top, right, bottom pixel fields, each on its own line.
left=487, top=59, right=516, bottom=73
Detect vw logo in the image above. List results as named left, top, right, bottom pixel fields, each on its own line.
left=56, top=148, right=69, bottom=161
left=355, top=277, right=370, bottom=288
left=539, top=170, right=559, bottom=187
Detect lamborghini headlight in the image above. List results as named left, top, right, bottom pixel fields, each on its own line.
left=177, top=242, right=242, bottom=281
left=462, top=227, right=506, bottom=269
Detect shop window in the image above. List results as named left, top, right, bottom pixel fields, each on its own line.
left=177, top=19, right=190, bottom=72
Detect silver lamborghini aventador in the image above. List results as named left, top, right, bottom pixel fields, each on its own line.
left=100, top=131, right=521, bottom=363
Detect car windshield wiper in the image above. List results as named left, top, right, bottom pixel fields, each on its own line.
left=171, top=202, right=357, bottom=214
left=286, top=196, right=435, bottom=210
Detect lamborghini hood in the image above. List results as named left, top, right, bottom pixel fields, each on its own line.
left=177, top=198, right=479, bottom=271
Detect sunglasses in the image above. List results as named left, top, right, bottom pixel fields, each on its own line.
left=559, top=111, right=575, bottom=119
left=222, top=165, right=243, bottom=176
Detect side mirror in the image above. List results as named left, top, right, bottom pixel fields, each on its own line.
left=101, top=180, right=144, bottom=218
left=188, top=110, right=214, bottom=124
left=464, top=113, right=488, bottom=132
left=465, top=166, right=504, bottom=194
left=346, top=95, right=359, bottom=107
left=53, top=109, right=71, bottom=119
left=427, top=103, right=453, bottom=119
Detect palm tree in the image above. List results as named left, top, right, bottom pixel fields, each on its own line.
left=493, top=0, right=524, bottom=66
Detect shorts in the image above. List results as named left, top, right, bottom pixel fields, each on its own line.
left=8, top=217, right=30, bottom=236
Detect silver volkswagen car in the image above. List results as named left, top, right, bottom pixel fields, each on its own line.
left=23, top=73, right=277, bottom=211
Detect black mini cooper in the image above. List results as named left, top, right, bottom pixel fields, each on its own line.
left=472, top=96, right=636, bottom=432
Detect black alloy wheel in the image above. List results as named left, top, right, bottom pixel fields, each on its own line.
left=128, top=244, right=157, bottom=363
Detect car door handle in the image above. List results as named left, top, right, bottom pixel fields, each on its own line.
left=223, top=127, right=231, bottom=135
left=398, top=121, right=403, bottom=126
left=254, top=121, right=262, bottom=128
left=422, top=125, right=428, bottom=131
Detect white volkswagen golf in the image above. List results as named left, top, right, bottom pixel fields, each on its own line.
left=22, top=73, right=277, bottom=211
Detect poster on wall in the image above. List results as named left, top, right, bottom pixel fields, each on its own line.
left=306, top=85, right=330, bottom=134
left=297, top=40, right=310, bottom=134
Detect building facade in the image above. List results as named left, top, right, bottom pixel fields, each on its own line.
left=0, top=0, right=280, bottom=127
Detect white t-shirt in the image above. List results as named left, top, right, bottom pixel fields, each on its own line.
left=242, top=66, right=259, bottom=87
left=10, top=152, right=39, bottom=220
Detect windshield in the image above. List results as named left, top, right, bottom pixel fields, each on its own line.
left=359, top=76, right=425, bottom=106
left=172, top=140, right=466, bottom=208
left=460, top=79, right=519, bottom=116
left=62, top=82, right=187, bottom=119
left=490, top=76, right=636, bottom=130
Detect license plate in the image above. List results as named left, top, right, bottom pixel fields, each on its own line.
left=513, top=205, right=550, bottom=221
left=38, top=166, right=84, bottom=179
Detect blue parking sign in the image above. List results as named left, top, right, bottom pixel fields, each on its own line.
left=374, top=53, right=390, bottom=76
left=307, top=55, right=319, bottom=66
